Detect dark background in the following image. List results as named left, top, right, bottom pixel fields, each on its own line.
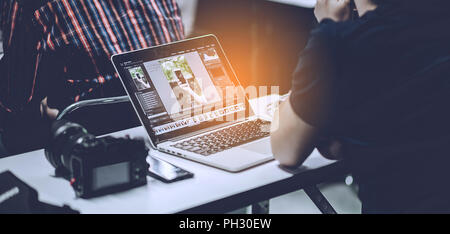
left=192, top=0, right=315, bottom=94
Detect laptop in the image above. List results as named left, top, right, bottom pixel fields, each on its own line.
left=112, top=35, right=273, bottom=172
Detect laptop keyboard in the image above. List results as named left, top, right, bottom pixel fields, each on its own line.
left=172, top=119, right=271, bottom=156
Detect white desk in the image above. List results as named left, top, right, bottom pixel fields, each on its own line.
left=0, top=127, right=338, bottom=214
left=267, top=0, right=316, bottom=8
left=0, top=95, right=341, bottom=214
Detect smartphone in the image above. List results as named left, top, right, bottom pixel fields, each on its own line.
left=147, top=157, right=194, bottom=183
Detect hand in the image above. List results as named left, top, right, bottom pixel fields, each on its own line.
left=40, top=97, right=59, bottom=120
left=314, top=0, right=352, bottom=23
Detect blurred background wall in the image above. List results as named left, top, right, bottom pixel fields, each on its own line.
left=177, top=0, right=316, bottom=94
left=176, top=0, right=199, bottom=36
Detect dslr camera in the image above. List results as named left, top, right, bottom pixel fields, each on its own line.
left=45, top=120, right=149, bottom=198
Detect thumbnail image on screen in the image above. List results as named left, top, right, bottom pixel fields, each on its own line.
left=158, top=54, right=220, bottom=111
left=199, top=48, right=220, bottom=63
left=129, top=67, right=151, bottom=91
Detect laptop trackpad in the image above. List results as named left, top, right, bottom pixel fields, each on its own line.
left=239, top=138, right=272, bottom=155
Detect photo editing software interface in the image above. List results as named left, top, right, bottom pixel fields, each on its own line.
left=120, top=43, right=247, bottom=142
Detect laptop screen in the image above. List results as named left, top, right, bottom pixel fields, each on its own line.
left=113, top=35, right=253, bottom=144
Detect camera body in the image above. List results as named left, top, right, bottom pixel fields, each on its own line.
left=45, top=120, right=149, bottom=198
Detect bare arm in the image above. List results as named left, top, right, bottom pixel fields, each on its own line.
left=270, top=98, right=320, bottom=167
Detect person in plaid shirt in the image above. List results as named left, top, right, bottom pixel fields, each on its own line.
left=34, top=0, right=184, bottom=110
left=0, top=0, right=184, bottom=155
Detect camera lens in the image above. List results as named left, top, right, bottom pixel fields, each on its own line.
left=45, top=120, right=149, bottom=198
left=45, top=120, right=93, bottom=173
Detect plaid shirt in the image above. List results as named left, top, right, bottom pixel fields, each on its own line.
left=0, top=0, right=49, bottom=114
left=34, top=0, right=185, bottom=109
left=0, top=0, right=184, bottom=114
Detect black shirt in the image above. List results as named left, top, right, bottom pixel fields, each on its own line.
left=290, top=2, right=450, bottom=213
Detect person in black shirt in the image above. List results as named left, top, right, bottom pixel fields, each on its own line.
left=271, top=0, right=450, bottom=213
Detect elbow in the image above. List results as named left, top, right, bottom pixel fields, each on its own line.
left=271, top=132, right=303, bottom=168
left=269, top=99, right=317, bottom=168
left=276, top=155, right=302, bottom=168
left=274, top=148, right=305, bottom=168
left=271, top=131, right=315, bottom=168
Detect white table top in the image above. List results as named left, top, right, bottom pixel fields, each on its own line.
left=0, top=126, right=334, bottom=214
left=0, top=95, right=335, bottom=213
left=267, top=0, right=316, bottom=8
